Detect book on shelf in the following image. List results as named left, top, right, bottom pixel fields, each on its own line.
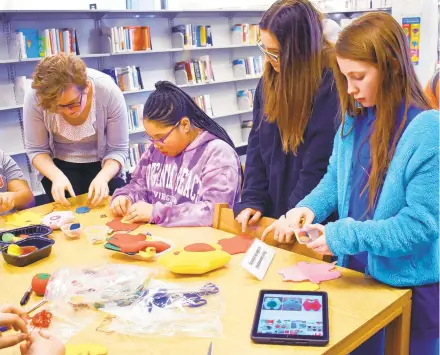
left=127, top=104, right=145, bottom=132
left=126, top=143, right=149, bottom=171
left=236, top=88, right=256, bottom=111
left=174, top=55, right=215, bottom=85
left=171, top=24, right=213, bottom=49
left=102, top=66, right=144, bottom=92
left=15, top=28, right=80, bottom=59
left=241, top=118, right=253, bottom=142
left=231, top=24, right=260, bottom=45
left=232, top=56, right=263, bottom=78
left=101, top=26, right=152, bottom=54
left=193, top=95, right=214, bottom=116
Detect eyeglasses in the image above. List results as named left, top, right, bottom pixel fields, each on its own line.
left=56, top=92, right=84, bottom=111
left=257, top=40, right=279, bottom=63
left=146, top=121, right=180, bottom=145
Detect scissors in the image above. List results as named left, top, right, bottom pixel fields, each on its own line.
left=146, top=282, right=219, bottom=311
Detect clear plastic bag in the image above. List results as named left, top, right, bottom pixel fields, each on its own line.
left=100, top=280, right=224, bottom=337
left=43, top=265, right=223, bottom=338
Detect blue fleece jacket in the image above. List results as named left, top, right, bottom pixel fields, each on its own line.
left=234, top=69, right=340, bottom=218
left=297, top=109, right=439, bottom=287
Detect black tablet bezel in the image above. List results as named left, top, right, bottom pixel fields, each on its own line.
left=250, top=289, right=329, bottom=346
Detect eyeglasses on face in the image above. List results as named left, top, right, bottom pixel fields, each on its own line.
left=257, top=40, right=279, bottom=63
left=56, top=92, right=85, bottom=111
left=146, top=121, right=181, bottom=145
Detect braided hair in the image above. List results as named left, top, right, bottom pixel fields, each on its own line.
left=143, top=81, right=235, bottom=149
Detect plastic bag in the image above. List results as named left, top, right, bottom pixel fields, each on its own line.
left=45, top=264, right=153, bottom=308
left=100, top=280, right=224, bottom=337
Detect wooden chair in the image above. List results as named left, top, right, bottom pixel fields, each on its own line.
left=212, top=204, right=331, bottom=262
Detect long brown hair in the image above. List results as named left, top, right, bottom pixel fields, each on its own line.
left=333, top=12, right=430, bottom=213
left=259, top=0, right=330, bottom=154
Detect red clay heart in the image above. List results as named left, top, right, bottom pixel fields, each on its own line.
left=184, top=243, right=216, bottom=252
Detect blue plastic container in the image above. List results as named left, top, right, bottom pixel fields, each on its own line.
left=1, top=236, right=55, bottom=267
left=0, top=225, right=52, bottom=247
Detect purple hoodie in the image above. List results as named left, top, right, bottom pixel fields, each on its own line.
left=112, top=131, right=242, bottom=227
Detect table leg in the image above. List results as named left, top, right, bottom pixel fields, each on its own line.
left=385, top=299, right=412, bottom=355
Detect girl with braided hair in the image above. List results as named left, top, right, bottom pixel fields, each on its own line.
left=110, top=81, right=242, bottom=227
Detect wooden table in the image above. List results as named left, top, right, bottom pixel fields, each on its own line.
left=0, top=198, right=412, bottom=355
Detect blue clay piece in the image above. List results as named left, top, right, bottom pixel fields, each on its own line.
left=70, top=223, right=81, bottom=230
left=76, top=207, right=90, bottom=214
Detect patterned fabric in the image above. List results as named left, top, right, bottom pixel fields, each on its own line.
left=51, top=80, right=99, bottom=163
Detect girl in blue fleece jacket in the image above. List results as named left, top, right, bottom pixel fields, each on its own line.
left=264, top=12, right=439, bottom=355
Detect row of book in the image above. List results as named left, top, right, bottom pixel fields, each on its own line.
left=231, top=24, right=260, bottom=46
left=127, top=143, right=149, bottom=171
left=237, top=88, right=256, bottom=111
left=102, top=66, right=145, bottom=92
left=193, top=95, right=214, bottom=117
left=101, top=26, right=152, bottom=54
left=174, top=55, right=215, bottom=85
left=127, top=104, right=145, bottom=132
left=15, top=28, right=79, bottom=59
left=232, top=56, right=264, bottom=78
left=171, top=25, right=213, bottom=49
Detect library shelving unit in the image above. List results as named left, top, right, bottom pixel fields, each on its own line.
left=0, top=5, right=395, bottom=200
left=0, top=8, right=266, bottom=199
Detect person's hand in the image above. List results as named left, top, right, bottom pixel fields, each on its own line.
left=0, top=304, right=29, bottom=349
left=0, top=192, right=15, bottom=214
left=124, top=201, right=153, bottom=223
left=235, top=208, right=262, bottom=233
left=306, top=224, right=333, bottom=256
left=20, top=329, right=65, bottom=355
left=51, top=173, right=75, bottom=207
left=261, top=215, right=296, bottom=243
left=88, top=176, right=110, bottom=207
left=285, top=207, right=315, bottom=229
left=110, top=196, right=132, bottom=217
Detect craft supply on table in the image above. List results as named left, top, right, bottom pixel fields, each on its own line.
left=41, top=211, right=76, bottom=230
left=217, top=235, right=254, bottom=255
left=158, top=243, right=231, bottom=274
left=278, top=261, right=341, bottom=284
left=1, top=237, right=55, bottom=267
left=84, top=226, right=110, bottom=244
left=61, top=223, right=82, bottom=239
left=106, top=218, right=141, bottom=232
left=294, top=227, right=320, bottom=244
left=20, top=285, right=33, bottom=306
left=31, top=309, right=53, bottom=328
left=27, top=300, right=48, bottom=315
left=241, top=239, right=275, bottom=281
left=104, top=233, right=174, bottom=260
left=0, top=225, right=52, bottom=247
left=32, top=273, right=51, bottom=296
left=76, top=206, right=90, bottom=214
left=65, top=344, right=108, bottom=355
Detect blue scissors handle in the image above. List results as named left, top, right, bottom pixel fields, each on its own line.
left=186, top=297, right=207, bottom=308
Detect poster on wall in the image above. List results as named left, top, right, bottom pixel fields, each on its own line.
left=402, top=17, right=421, bottom=66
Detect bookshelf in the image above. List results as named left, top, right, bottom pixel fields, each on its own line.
left=0, top=5, right=397, bottom=199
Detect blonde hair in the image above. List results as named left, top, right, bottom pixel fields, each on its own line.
left=32, top=53, right=87, bottom=111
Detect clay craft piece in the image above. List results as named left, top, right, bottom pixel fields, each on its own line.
left=217, top=235, right=254, bottom=255
left=278, top=261, right=342, bottom=284
left=106, top=218, right=141, bottom=232
left=184, top=243, right=217, bottom=252
left=76, top=206, right=90, bottom=214
left=1, top=233, right=15, bottom=243
left=31, top=309, right=52, bottom=328
left=108, top=233, right=171, bottom=254
left=32, top=273, right=51, bottom=296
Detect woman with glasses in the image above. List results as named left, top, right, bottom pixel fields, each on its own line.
left=109, top=81, right=241, bottom=227
left=234, top=0, right=340, bottom=237
left=23, top=53, right=128, bottom=206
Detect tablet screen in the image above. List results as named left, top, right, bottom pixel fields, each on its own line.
left=256, top=292, right=325, bottom=337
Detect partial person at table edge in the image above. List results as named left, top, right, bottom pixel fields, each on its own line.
left=110, top=81, right=242, bottom=227
left=23, top=53, right=129, bottom=208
